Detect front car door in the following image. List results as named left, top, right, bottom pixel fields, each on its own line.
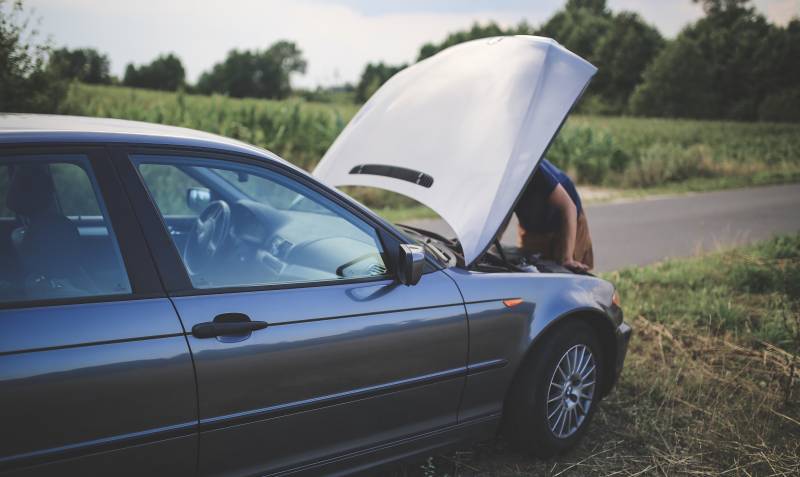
left=117, top=149, right=468, bottom=476
left=0, top=147, right=197, bottom=476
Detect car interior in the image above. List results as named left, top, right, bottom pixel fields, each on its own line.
left=135, top=160, right=389, bottom=290
left=0, top=161, right=131, bottom=303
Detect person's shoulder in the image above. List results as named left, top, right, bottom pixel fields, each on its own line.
left=537, top=159, right=559, bottom=182
left=540, top=158, right=561, bottom=173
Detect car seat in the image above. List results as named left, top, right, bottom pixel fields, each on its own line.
left=6, top=164, right=99, bottom=299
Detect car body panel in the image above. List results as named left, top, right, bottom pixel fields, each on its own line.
left=313, top=36, right=597, bottom=265
left=0, top=299, right=197, bottom=474
left=0, top=299, right=185, bottom=354
left=442, top=268, right=621, bottom=421
left=170, top=271, right=468, bottom=476
left=0, top=114, right=289, bottom=167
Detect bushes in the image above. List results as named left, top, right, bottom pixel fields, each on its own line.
left=0, top=0, right=66, bottom=112
left=620, top=143, right=716, bottom=187
left=554, top=116, right=800, bottom=189
left=60, top=83, right=800, bottom=194
left=759, top=88, right=800, bottom=123
left=547, top=126, right=630, bottom=184
left=58, top=83, right=356, bottom=171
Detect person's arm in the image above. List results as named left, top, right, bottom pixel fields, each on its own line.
left=547, top=184, right=588, bottom=272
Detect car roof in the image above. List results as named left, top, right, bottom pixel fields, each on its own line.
left=0, top=113, right=289, bottom=166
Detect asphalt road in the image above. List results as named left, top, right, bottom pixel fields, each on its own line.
left=407, top=183, right=800, bottom=272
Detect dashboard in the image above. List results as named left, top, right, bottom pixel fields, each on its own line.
left=203, top=199, right=387, bottom=287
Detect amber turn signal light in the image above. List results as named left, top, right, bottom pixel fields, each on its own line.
left=612, top=290, right=621, bottom=307
left=503, top=298, right=523, bottom=308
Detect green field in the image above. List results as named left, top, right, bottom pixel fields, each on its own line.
left=59, top=83, right=800, bottom=213
left=393, top=235, right=800, bottom=476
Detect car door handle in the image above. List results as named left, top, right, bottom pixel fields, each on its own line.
left=192, top=314, right=269, bottom=339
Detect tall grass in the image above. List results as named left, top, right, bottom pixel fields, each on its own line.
left=60, top=83, right=800, bottom=194
left=551, top=116, right=800, bottom=188
left=59, top=83, right=358, bottom=171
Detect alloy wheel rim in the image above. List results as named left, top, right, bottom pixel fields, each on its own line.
left=546, top=344, right=596, bottom=439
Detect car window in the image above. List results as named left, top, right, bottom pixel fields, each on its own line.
left=214, top=169, right=330, bottom=215
left=133, top=155, right=389, bottom=290
left=139, top=163, right=205, bottom=216
left=51, top=163, right=103, bottom=216
left=0, top=156, right=132, bottom=304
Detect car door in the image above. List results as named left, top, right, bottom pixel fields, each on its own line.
left=116, top=148, right=468, bottom=476
left=0, top=147, right=198, bottom=476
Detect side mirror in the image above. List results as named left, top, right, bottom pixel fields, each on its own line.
left=397, top=244, right=425, bottom=286
left=187, top=187, right=211, bottom=213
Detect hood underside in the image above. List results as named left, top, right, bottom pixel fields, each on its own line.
left=313, top=35, right=596, bottom=266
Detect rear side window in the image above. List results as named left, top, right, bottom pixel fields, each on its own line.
left=0, top=155, right=131, bottom=304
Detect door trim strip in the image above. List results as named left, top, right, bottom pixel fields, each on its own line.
left=200, top=359, right=508, bottom=432
left=0, top=421, right=196, bottom=471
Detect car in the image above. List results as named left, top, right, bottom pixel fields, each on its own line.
left=0, top=36, right=630, bottom=476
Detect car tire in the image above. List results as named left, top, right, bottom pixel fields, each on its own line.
left=503, top=321, right=604, bottom=458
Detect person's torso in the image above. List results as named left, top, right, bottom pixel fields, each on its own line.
left=515, top=160, right=582, bottom=233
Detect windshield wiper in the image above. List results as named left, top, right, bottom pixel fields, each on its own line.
left=396, top=225, right=453, bottom=265
left=421, top=237, right=451, bottom=264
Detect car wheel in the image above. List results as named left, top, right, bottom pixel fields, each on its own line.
left=504, top=321, right=604, bottom=458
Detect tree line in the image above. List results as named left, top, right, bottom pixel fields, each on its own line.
left=1, top=0, right=798, bottom=121
left=357, top=0, right=799, bottom=122
left=0, top=0, right=306, bottom=105
left=44, top=44, right=305, bottom=100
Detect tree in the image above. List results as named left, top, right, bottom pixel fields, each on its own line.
left=405, top=2, right=664, bottom=114
left=354, top=62, right=406, bottom=103
left=417, top=22, right=507, bottom=61
left=629, top=38, right=718, bottom=118
left=755, top=18, right=800, bottom=122
left=537, top=0, right=664, bottom=113
left=354, top=20, right=534, bottom=102
left=48, top=47, right=111, bottom=84
left=631, top=0, right=797, bottom=121
left=196, top=41, right=306, bottom=99
left=565, top=0, right=608, bottom=13
left=537, top=0, right=613, bottom=60
left=123, top=53, right=185, bottom=91
left=694, top=0, right=751, bottom=14
left=0, top=0, right=65, bottom=112
left=589, top=13, right=664, bottom=111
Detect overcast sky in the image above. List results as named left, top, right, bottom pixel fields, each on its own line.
left=26, top=0, right=799, bottom=88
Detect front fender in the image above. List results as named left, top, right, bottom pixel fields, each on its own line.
left=442, top=268, right=621, bottom=422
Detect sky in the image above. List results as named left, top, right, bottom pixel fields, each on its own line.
left=25, top=0, right=800, bottom=89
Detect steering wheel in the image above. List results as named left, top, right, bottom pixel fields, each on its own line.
left=184, top=200, right=231, bottom=274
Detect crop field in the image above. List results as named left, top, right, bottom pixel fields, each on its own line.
left=59, top=83, right=800, bottom=214
left=392, top=235, right=800, bottom=476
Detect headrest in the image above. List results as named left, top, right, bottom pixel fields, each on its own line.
left=6, top=165, right=56, bottom=217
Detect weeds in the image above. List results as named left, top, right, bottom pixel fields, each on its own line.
left=60, top=84, right=800, bottom=202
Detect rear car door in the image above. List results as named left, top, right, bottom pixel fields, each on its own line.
left=118, top=149, right=468, bottom=476
left=0, top=148, right=197, bottom=476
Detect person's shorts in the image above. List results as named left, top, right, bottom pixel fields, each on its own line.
left=517, top=211, right=594, bottom=269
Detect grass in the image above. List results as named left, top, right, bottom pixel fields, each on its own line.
left=58, top=83, right=358, bottom=171
left=57, top=83, right=800, bottom=217
left=392, top=235, right=800, bottom=476
left=374, top=205, right=439, bottom=223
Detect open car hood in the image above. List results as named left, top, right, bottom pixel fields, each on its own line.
left=313, top=36, right=596, bottom=266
